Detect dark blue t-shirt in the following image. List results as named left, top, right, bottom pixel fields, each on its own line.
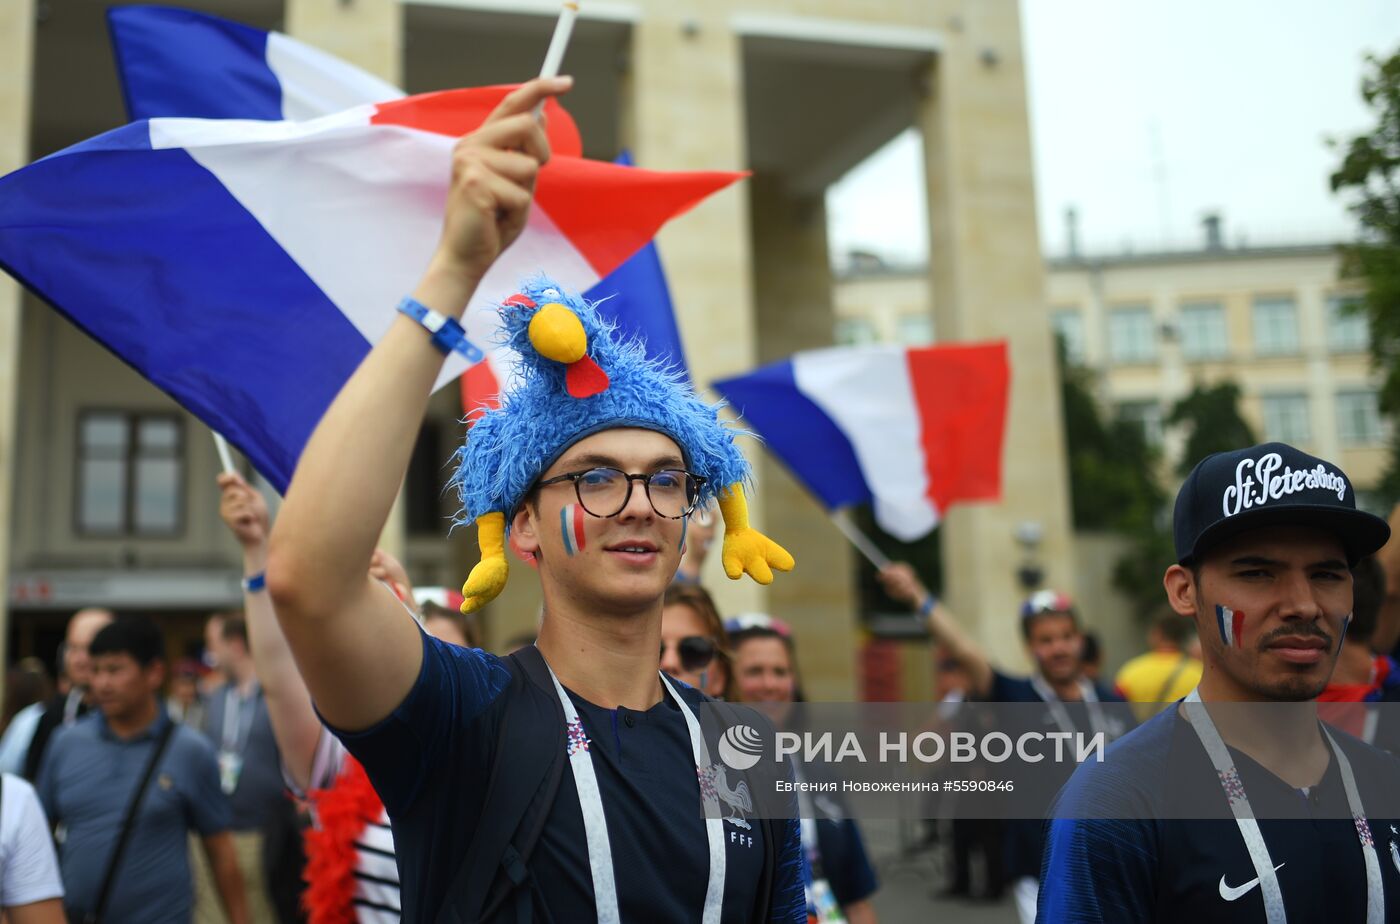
left=812, top=819, right=878, bottom=906
left=331, top=631, right=805, bottom=922
left=985, top=670, right=1134, bottom=880
left=1039, top=706, right=1400, bottom=922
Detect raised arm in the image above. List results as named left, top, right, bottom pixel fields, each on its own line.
left=878, top=563, right=994, bottom=698
left=217, top=473, right=324, bottom=790
left=266, top=77, right=573, bottom=731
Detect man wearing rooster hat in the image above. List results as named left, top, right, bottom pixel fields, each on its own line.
left=266, top=77, right=803, bottom=923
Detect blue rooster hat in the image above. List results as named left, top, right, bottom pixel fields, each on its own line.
left=451, top=275, right=751, bottom=526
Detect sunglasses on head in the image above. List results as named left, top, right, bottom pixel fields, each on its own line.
left=661, top=635, right=718, bottom=672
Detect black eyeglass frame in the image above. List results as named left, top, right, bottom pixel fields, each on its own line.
left=535, top=467, right=708, bottom=519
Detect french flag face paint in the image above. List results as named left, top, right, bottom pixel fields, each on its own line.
left=560, top=503, right=587, bottom=557
left=1216, top=605, right=1246, bottom=649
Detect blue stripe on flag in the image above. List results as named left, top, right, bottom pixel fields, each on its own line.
left=0, top=133, right=368, bottom=491
left=712, top=359, right=869, bottom=510
left=108, top=6, right=284, bottom=122
left=586, top=151, right=689, bottom=380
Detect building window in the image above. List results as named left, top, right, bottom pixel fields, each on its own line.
left=835, top=318, right=879, bottom=346
left=1337, top=391, right=1385, bottom=446
left=1252, top=298, right=1300, bottom=356
left=1116, top=400, right=1163, bottom=447
left=1260, top=394, right=1311, bottom=444
left=1178, top=301, right=1228, bottom=360
left=1107, top=306, right=1156, bottom=364
left=1328, top=296, right=1369, bottom=353
left=896, top=313, right=934, bottom=346
left=1051, top=310, right=1085, bottom=365
left=76, top=411, right=184, bottom=536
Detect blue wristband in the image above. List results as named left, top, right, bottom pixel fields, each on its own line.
left=241, top=571, right=267, bottom=593
left=397, top=297, right=485, bottom=363
left=918, top=596, right=937, bottom=618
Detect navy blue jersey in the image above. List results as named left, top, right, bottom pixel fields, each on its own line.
left=1040, top=706, right=1400, bottom=922
left=985, top=670, right=1134, bottom=881
left=330, top=631, right=805, bottom=922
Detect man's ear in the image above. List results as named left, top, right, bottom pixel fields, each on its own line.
left=1163, top=564, right=1198, bottom=619
left=513, top=504, right=541, bottom=559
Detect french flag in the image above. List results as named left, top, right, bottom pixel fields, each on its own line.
left=107, top=5, right=693, bottom=410
left=0, top=87, right=741, bottom=491
left=713, top=344, right=1010, bottom=541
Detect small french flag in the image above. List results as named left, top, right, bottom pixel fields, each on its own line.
left=560, top=505, right=587, bottom=556
left=1216, top=605, right=1246, bottom=649
left=713, top=343, right=1009, bottom=541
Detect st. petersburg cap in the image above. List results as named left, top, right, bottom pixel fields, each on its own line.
left=1173, top=442, right=1389, bottom=565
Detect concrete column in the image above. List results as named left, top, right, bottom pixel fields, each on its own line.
left=284, top=0, right=402, bottom=84
left=918, top=0, right=1075, bottom=669
left=749, top=175, right=856, bottom=700
left=627, top=6, right=764, bottom=620
left=0, top=0, right=36, bottom=710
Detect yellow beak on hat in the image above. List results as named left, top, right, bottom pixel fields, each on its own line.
left=528, top=303, right=587, bottom=364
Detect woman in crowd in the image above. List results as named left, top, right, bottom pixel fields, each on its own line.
left=660, top=583, right=733, bottom=699
left=728, top=615, right=880, bottom=924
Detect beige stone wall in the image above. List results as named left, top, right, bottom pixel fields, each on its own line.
left=0, top=0, right=36, bottom=697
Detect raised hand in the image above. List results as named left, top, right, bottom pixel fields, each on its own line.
left=217, top=472, right=270, bottom=550
left=425, top=76, right=574, bottom=299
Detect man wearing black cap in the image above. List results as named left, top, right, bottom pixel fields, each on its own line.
left=1040, top=442, right=1400, bottom=921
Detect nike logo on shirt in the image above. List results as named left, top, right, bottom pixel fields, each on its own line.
left=1219, top=863, right=1286, bottom=901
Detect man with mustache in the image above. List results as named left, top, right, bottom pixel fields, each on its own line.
left=1040, top=442, right=1400, bottom=921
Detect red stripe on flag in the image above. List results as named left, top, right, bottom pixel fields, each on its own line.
left=460, top=362, right=501, bottom=419
left=905, top=342, right=1010, bottom=513
left=571, top=503, right=587, bottom=551
left=534, top=158, right=746, bottom=277
left=370, top=86, right=582, bottom=157
left=1232, top=609, right=1246, bottom=649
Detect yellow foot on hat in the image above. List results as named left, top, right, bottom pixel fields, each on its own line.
left=461, top=511, right=508, bottom=614
left=717, top=483, right=796, bottom=585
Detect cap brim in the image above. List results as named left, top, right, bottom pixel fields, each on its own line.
left=1186, top=504, right=1391, bottom=566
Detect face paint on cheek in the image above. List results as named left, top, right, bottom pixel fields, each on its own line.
left=1338, top=614, right=1351, bottom=656
left=559, top=504, right=587, bottom=556
left=679, top=517, right=688, bottom=553
left=1215, top=605, right=1246, bottom=649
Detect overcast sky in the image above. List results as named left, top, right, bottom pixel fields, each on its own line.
left=826, top=0, right=1400, bottom=267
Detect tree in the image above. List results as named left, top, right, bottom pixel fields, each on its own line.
left=1332, top=49, right=1400, bottom=501
left=1166, top=382, right=1257, bottom=477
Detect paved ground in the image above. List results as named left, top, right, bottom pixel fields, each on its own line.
left=861, top=819, right=1018, bottom=924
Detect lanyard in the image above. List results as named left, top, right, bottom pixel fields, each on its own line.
left=1029, top=674, right=1107, bottom=737
left=1183, top=688, right=1384, bottom=923
left=221, top=684, right=258, bottom=754
left=543, top=661, right=726, bottom=924
left=63, top=688, right=84, bottom=725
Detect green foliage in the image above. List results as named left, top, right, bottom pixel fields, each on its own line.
left=1166, top=382, right=1257, bottom=477
left=1332, top=49, right=1400, bottom=502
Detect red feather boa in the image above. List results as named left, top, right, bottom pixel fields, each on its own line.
left=303, top=755, right=385, bottom=924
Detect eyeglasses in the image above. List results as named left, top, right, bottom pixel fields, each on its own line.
left=535, top=467, right=705, bottom=519
left=660, top=635, right=718, bottom=672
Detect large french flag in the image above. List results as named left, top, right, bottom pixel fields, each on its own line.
left=713, top=344, right=1010, bottom=541
left=107, top=5, right=693, bottom=410
left=0, top=88, right=741, bottom=491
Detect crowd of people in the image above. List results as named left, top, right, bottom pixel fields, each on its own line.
left=4, top=77, right=1400, bottom=923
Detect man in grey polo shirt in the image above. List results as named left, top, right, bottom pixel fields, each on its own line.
left=37, top=615, right=248, bottom=924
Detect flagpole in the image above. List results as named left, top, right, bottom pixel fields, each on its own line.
left=830, top=509, right=892, bottom=571
left=212, top=431, right=236, bottom=475
left=533, top=2, right=579, bottom=118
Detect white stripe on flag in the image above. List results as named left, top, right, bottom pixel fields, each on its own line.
left=157, top=114, right=599, bottom=392
left=792, top=346, right=939, bottom=541
left=264, top=31, right=405, bottom=121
